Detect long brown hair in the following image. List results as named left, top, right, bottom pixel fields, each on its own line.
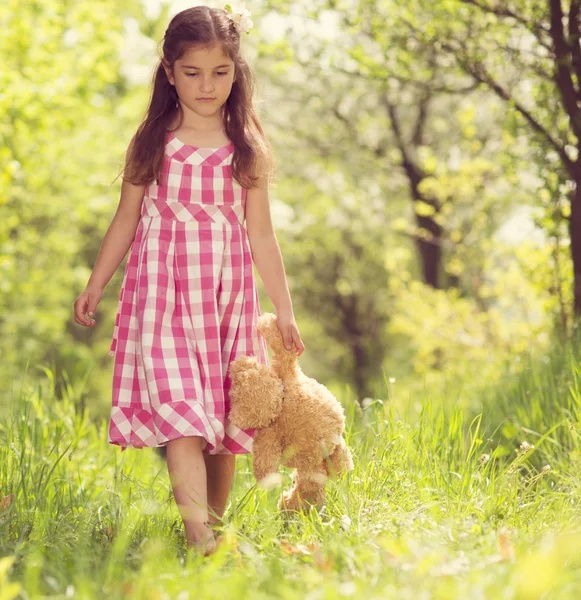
left=120, top=5, right=272, bottom=189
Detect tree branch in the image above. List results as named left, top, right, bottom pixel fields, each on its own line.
left=334, top=63, right=481, bottom=94
left=459, top=0, right=552, bottom=52
left=441, top=40, right=575, bottom=175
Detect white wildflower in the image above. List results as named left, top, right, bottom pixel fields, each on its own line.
left=517, top=441, right=534, bottom=454
left=224, top=3, right=254, bottom=34
left=362, top=397, right=373, bottom=409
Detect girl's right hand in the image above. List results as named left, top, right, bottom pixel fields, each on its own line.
left=74, top=286, right=103, bottom=327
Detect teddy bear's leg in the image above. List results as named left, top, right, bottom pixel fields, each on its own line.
left=323, top=438, right=354, bottom=478
left=252, top=427, right=282, bottom=483
left=278, top=467, right=327, bottom=512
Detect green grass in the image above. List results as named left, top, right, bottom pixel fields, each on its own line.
left=2, top=338, right=581, bottom=599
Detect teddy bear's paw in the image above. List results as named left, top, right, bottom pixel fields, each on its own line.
left=278, top=486, right=325, bottom=512
left=278, top=490, right=300, bottom=512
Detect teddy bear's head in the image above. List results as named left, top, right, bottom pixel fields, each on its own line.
left=228, top=355, right=284, bottom=429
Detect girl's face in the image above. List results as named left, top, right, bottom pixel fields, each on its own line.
left=164, top=43, right=235, bottom=119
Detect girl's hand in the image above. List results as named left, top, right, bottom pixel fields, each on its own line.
left=276, top=309, right=305, bottom=356
left=74, top=286, right=103, bottom=327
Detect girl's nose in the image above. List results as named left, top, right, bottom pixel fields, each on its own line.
left=200, top=77, right=214, bottom=92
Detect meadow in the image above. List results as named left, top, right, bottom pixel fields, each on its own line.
left=2, top=333, right=581, bottom=600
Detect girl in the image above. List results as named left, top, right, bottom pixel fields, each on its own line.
left=73, top=4, right=305, bottom=556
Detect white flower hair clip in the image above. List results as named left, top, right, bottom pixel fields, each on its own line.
left=224, top=3, right=254, bottom=35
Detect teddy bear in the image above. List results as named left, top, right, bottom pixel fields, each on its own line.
left=227, top=312, right=354, bottom=511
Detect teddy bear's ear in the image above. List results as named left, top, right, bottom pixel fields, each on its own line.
left=228, top=360, right=284, bottom=429
left=257, top=313, right=277, bottom=336
left=256, top=313, right=288, bottom=355
left=228, top=355, right=258, bottom=379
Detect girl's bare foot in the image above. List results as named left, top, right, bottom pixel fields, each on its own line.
left=214, top=534, right=225, bottom=551
left=186, top=522, right=216, bottom=556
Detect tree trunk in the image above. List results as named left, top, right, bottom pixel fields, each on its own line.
left=570, top=178, right=581, bottom=318
left=340, top=294, right=375, bottom=402
left=415, top=208, right=443, bottom=289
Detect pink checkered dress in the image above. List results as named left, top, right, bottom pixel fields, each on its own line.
left=107, top=130, right=269, bottom=454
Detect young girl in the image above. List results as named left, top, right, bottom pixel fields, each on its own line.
left=73, top=4, right=305, bottom=556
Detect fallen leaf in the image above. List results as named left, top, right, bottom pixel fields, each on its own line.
left=280, top=540, right=311, bottom=555
left=498, top=531, right=515, bottom=562
left=311, top=543, right=334, bottom=572
left=1, top=494, right=13, bottom=512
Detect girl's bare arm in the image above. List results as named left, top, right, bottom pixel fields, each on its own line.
left=73, top=141, right=145, bottom=327
left=74, top=171, right=145, bottom=327
left=86, top=138, right=145, bottom=292
left=86, top=176, right=145, bottom=292
left=245, top=166, right=305, bottom=355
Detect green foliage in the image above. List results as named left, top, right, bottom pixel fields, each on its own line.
left=0, top=0, right=137, bottom=405
left=0, top=0, right=156, bottom=413
left=257, top=0, right=574, bottom=402
left=0, top=0, right=577, bottom=435
left=272, top=174, right=392, bottom=400
left=2, top=335, right=581, bottom=597
left=383, top=236, right=566, bottom=398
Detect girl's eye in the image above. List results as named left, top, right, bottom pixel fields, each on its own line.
left=185, top=72, right=229, bottom=77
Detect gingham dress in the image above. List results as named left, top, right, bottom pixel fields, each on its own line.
left=107, top=130, right=269, bottom=454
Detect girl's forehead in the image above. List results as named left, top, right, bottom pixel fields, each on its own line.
left=177, top=44, right=233, bottom=68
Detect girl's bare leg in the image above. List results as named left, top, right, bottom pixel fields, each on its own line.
left=204, top=454, right=236, bottom=526
left=165, top=436, right=215, bottom=553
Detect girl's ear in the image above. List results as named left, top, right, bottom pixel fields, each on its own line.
left=162, top=60, right=175, bottom=85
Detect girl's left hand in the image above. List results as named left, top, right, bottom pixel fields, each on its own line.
left=276, top=310, right=305, bottom=356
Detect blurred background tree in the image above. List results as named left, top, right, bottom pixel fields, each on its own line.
left=0, top=0, right=578, bottom=421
